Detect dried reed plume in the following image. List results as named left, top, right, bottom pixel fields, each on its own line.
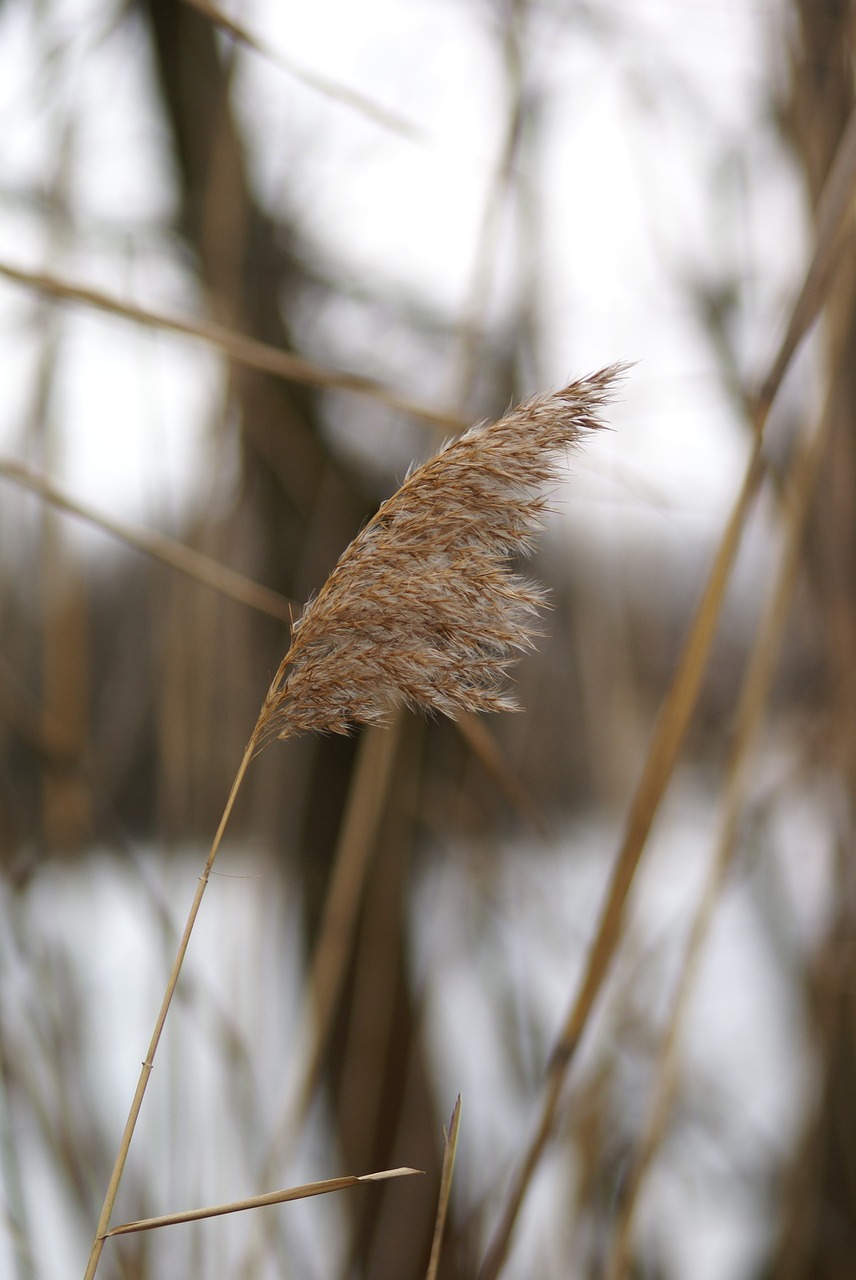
left=259, top=364, right=627, bottom=740
left=84, top=365, right=625, bottom=1280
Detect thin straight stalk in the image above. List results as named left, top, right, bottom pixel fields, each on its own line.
left=83, top=730, right=259, bottom=1280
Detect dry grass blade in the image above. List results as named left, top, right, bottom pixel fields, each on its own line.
left=456, top=711, right=550, bottom=838
left=0, top=260, right=466, bottom=431
left=753, top=96, right=856, bottom=425
left=182, top=0, right=427, bottom=143
left=259, top=364, right=627, bottom=740
left=266, top=717, right=404, bottom=1162
left=234, top=716, right=405, bottom=1279
left=605, top=367, right=836, bottom=1280
left=0, top=457, right=294, bottom=623
left=425, top=1096, right=462, bottom=1280
left=104, top=1167, right=423, bottom=1237
left=451, top=16, right=526, bottom=409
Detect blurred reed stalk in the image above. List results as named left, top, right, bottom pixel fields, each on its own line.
left=83, top=365, right=624, bottom=1280
left=605, top=347, right=839, bottom=1280
left=476, top=75, right=856, bottom=1280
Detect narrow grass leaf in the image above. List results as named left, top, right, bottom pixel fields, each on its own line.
left=0, top=260, right=466, bottom=431
left=182, top=0, right=427, bottom=143
left=105, top=1167, right=423, bottom=1236
left=754, top=97, right=856, bottom=426
left=0, top=457, right=294, bottom=623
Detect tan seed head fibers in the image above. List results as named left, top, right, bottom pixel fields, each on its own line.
left=260, top=364, right=628, bottom=740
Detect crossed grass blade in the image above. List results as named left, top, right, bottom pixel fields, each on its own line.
left=0, top=260, right=465, bottom=432
left=0, top=457, right=295, bottom=623
left=105, top=1167, right=423, bottom=1238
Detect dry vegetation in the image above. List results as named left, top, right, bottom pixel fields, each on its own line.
left=1, top=2, right=856, bottom=1279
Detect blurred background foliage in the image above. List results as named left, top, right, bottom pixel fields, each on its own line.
left=1, top=1, right=855, bottom=1278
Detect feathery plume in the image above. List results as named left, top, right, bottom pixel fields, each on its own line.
left=260, top=364, right=627, bottom=740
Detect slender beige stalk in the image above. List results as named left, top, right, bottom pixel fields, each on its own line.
left=457, top=711, right=550, bottom=838
left=83, top=733, right=258, bottom=1280
left=0, top=259, right=466, bottom=431
left=105, top=1167, right=423, bottom=1236
left=285, top=716, right=405, bottom=1125
left=0, top=456, right=294, bottom=623
left=755, top=96, right=856, bottom=422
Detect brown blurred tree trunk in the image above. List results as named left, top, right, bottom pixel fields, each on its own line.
left=140, top=4, right=463, bottom=1276
left=763, top=5, right=856, bottom=1277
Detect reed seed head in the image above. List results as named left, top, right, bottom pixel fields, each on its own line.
left=260, top=364, right=627, bottom=740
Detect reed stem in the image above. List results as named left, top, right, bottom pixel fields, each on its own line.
left=83, top=730, right=259, bottom=1280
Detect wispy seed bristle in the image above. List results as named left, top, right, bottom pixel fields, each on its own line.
left=259, top=363, right=628, bottom=739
